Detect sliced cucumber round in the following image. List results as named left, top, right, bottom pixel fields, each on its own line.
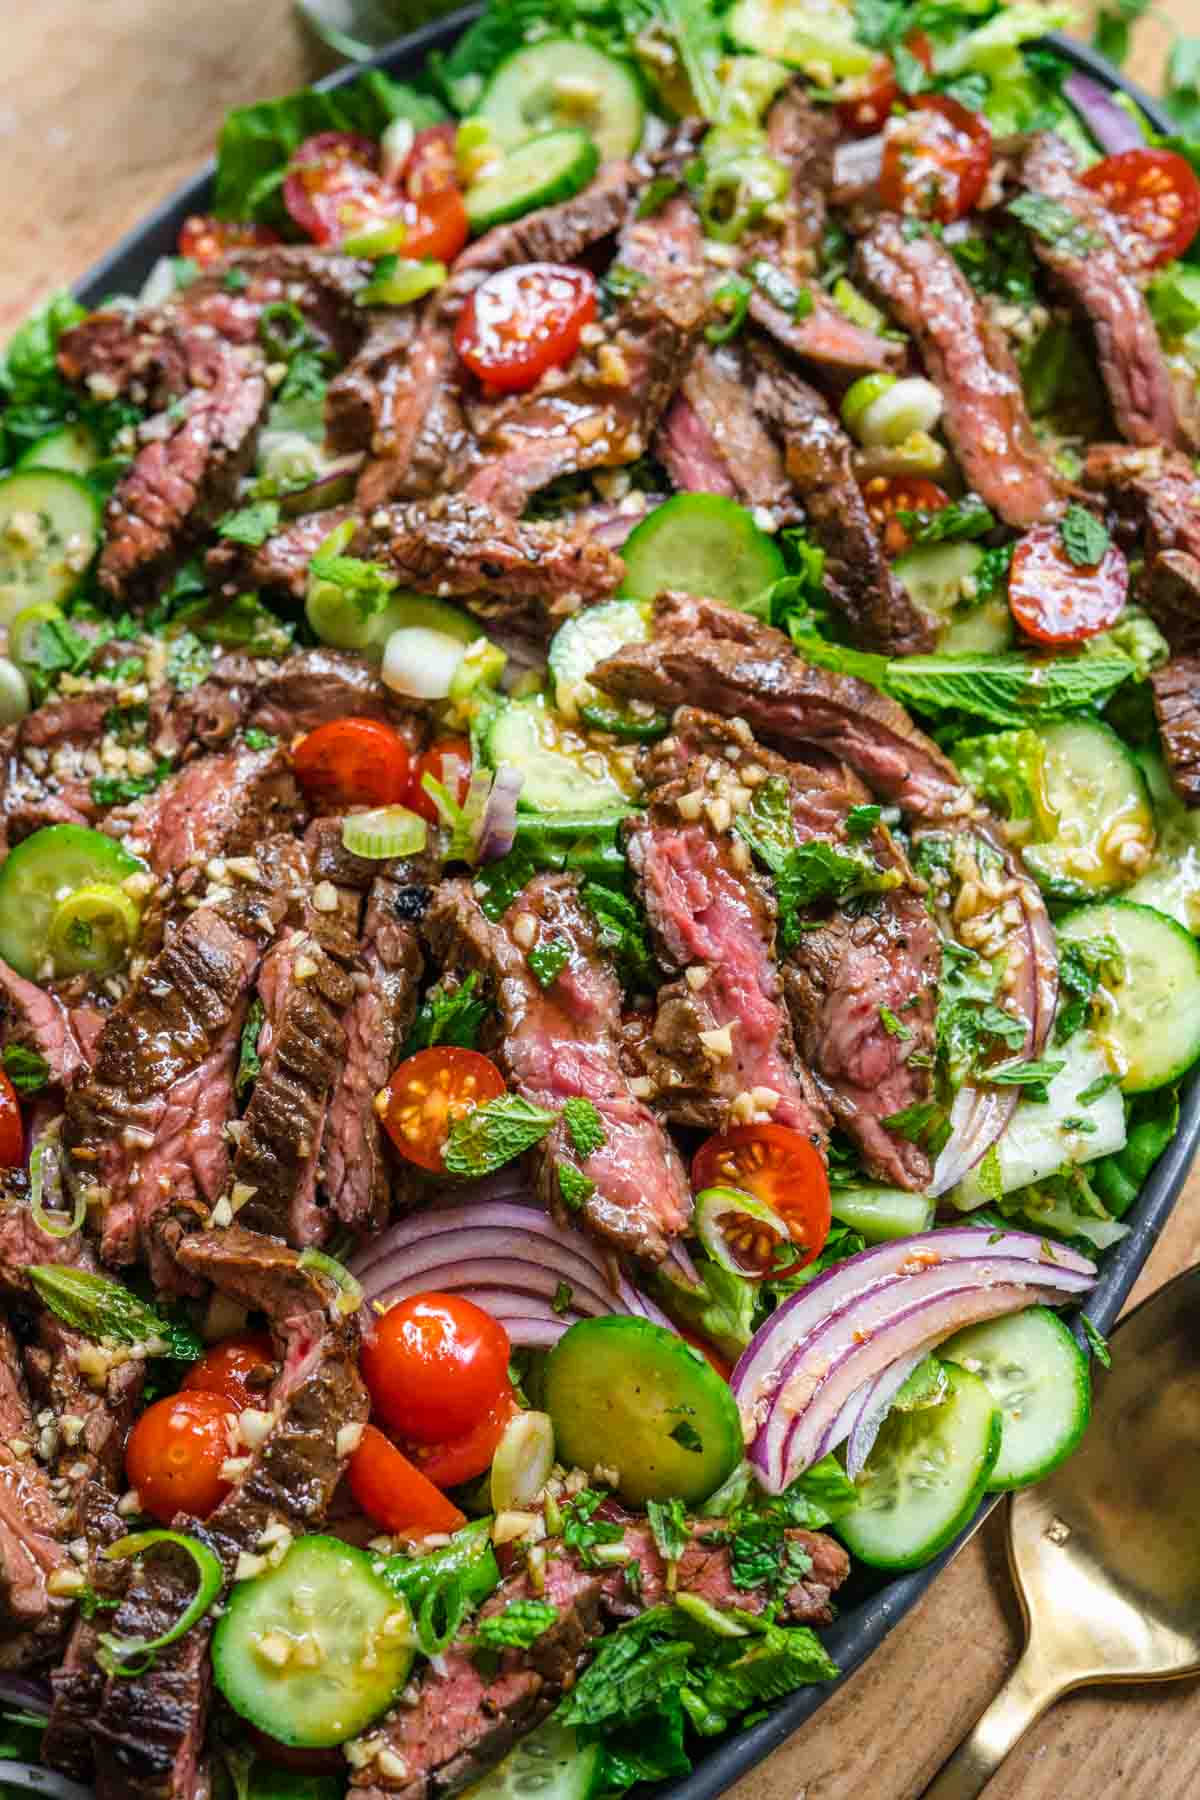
left=548, top=599, right=668, bottom=740
left=466, top=129, right=600, bottom=233
left=617, top=494, right=785, bottom=615
left=1023, top=719, right=1155, bottom=904
left=0, top=824, right=146, bottom=980
left=306, top=583, right=478, bottom=658
left=484, top=698, right=628, bottom=814
left=1126, top=748, right=1200, bottom=933
left=16, top=424, right=100, bottom=477
left=478, top=39, right=645, bottom=162
left=0, top=468, right=101, bottom=624
left=830, top=1186, right=935, bottom=1242
left=544, top=1314, right=743, bottom=1506
left=727, top=0, right=876, bottom=78
left=892, top=542, right=1013, bottom=655
left=461, top=1718, right=601, bottom=1800
left=212, top=1534, right=414, bottom=1748
left=1057, top=899, right=1200, bottom=1092
left=941, top=1307, right=1091, bottom=1492
left=836, top=1360, right=1000, bottom=1571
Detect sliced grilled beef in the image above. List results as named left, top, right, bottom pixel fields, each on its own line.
left=206, top=503, right=353, bottom=602
left=627, top=719, right=828, bottom=1143
left=459, top=193, right=707, bottom=514
left=0, top=1170, right=96, bottom=1299
left=425, top=874, right=692, bottom=1262
left=656, top=343, right=798, bottom=522
left=63, top=894, right=285, bottom=1285
left=592, top=591, right=967, bottom=819
left=750, top=343, right=935, bottom=654
left=43, top=1485, right=132, bottom=1780
left=0, top=1316, right=73, bottom=1670
left=247, top=645, right=425, bottom=739
left=92, top=1228, right=368, bottom=1800
left=0, top=689, right=114, bottom=851
left=327, top=309, right=420, bottom=453
left=856, top=214, right=1064, bottom=527
left=1018, top=134, right=1190, bottom=450
left=1083, top=442, right=1200, bottom=647
left=156, top=651, right=261, bottom=754
left=356, top=161, right=637, bottom=509
left=179, top=245, right=371, bottom=361
left=0, top=955, right=98, bottom=1087
left=353, top=499, right=625, bottom=640
left=22, top=1311, right=143, bottom=1500
left=1151, top=657, right=1200, bottom=805
left=350, top=1516, right=848, bottom=1799
left=128, top=743, right=300, bottom=885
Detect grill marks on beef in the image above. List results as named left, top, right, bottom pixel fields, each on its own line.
left=92, top=1228, right=368, bottom=1800
left=628, top=719, right=828, bottom=1146
left=657, top=343, right=798, bottom=520
left=130, top=744, right=300, bottom=886
left=750, top=344, right=935, bottom=654
left=1019, top=134, right=1190, bottom=451
left=856, top=215, right=1064, bottom=528
left=350, top=1519, right=849, bottom=1800
left=1083, top=442, right=1200, bottom=648
left=43, top=1487, right=132, bottom=1778
left=0, top=1316, right=73, bottom=1669
left=425, top=874, right=691, bottom=1261
left=1151, top=657, right=1200, bottom=805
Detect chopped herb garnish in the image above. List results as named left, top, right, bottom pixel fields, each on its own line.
left=403, top=973, right=487, bottom=1057
left=561, top=1490, right=624, bottom=1568
left=443, top=1094, right=555, bottom=1178
left=878, top=1007, right=912, bottom=1041
left=562, top=1097, right=606, bottom=1158
left=637, top=176, right=681, bottom=219
left=243, top=727, right=277, bottom=751
left=215, top=499, right=280, bottom=546
left=2, top=1045, right=50, bottom=1094
left=552, top=1280, right=574, bottom=1316
left=1009, top=192, right=1103, bottom=258
left=472, top=1599, right=558, bottom=1650
left=527, top=935, right=570, bottom=988
left=706, top=275, right=753, bottom=345
left=604, top=264, right=650, bottom=303
left=91, top=758, right=173, bottom=809
left=224, top=267, right=250, bottom=292
left=846, top=804, right=882, bottom=838
left=1058, top=504, right=1111, bottom=569
left=647, top=1497, right=689, bottom=1566
left=1076, top=1072, right=1120, bottom=1106
left=558, top=1163, right=596, bottom=1211
left=235, top=998, right=264, bottom=1099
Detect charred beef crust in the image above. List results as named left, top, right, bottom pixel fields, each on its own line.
left=1019, top=134, right=1190, bottom=451
left=750, top=343, right=935, bottom=654
left=43, top=1486, right=132, bottom=1780
left=1083, top=443, right=1200, bottom=647
left=1151, top=657, right=1200, bottom=805
left=206, top=504, right=354, bottom=603
left=248, top=645, right=427, bottom=741
left=180, top=246, right=372, bottom=361
left=657, top=343, right=799, bottom=520
left=129, top=744, right=301, bottom=885
left=0, top=1317, right=73, bottom=1669
left=856, top=215, right=1065, bottom=528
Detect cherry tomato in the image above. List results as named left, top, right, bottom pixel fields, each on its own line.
left=177, top=215, right=281, bottom=269
left=403, top=124, right=460, bottom=199
left=125, top=1390, right=237, bottom=1524
left=361, top=1292, right=511, bottom=1444
left=379, top=1046, right=507, bottom=1173
left=1080, top=147, right=1200, bottom=272
left=408, top=1385, right=516, bottom=1488
left=400, top=188, right=470, bottom=264
left=1008, top=521, right=1128, bottom=646
left=692, top=1125, right=832, bottom=1271
left=880, top=95, right=992, bottom=224
left=677, top=1328, right=733, bottom=1384
left=407, top=738, right=472, bottom=826
left=860, top=474, right=951, bottom=557
left=292, top=716, right=412, bottom=809
left=455, top=264, right=598, bottom=395
left=283, top=131, right=398, bottom=247
left=0, top=1070, right=23, bottom=1169
left=836, top=32, right=933, bottom=137
left=348, top=1424, right=467, bottom=1537
left=182, top=1332, right=276, bottom=1412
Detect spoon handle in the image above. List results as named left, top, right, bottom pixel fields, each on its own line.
left=921, top=1643, right=1065, bottom=1800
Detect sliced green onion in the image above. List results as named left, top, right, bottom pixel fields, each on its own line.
left=341, top=806, right=428, bottom=862
left=357, top=257, right=447, bottom=308
left=706, top=276, right=753, bottom=346
left=298, top=1246, right=364, bottom=1315
left=0, top=655, right=30, bottom=725
left=841, top=372, right=897, bottom=438
left=700, top=142, right=789, bottom=243
left=47, top=881, right=141, bottom=978
left=853, top=375, right=944, bottom=449
left=258, top=301, right=310, bottom=362
left=490, top=1411, right=555, bottom=1513
left=831, top=276, right=890, bottom=335
left=97, top=1530, right=223, bottom=1676
left=343, top=218, right=409, bottom=259
left=30, top=1122, right=85, bottom=1241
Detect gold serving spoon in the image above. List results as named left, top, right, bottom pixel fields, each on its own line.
left=923, top=1262, right=1200, bottom=1800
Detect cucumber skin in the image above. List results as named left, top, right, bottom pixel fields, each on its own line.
left=478, top=38, right=645, bottom=161
left=1057, top=899, right=1200, bottom=1092
left=943, top=1307, right=1092, bottom=1493
left=466, top=131, right=599, bottom=233
left=1023, top=719, right=1154, bottom=905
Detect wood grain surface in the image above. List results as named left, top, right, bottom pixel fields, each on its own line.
left=3, top=3, right=1199, bottom=1795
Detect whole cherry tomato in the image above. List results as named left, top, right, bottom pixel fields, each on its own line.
left=1080, top=147, right=1200, bottom=271
left=835, top=32, right=933, bottom=137
left=0, top=1070, right=23, bottom=1169
left=692, top=1124, right=832, bottom=1271
left=378, top=1046, right=507, bottom=1174
left=880, top=95, right=992, bottom=224
left=360, top=1292, right=511, bottom=1445
left=407, top=1385, right=516, bottom=1488
left=408, top=738, right=472, bottom=826
left=860, top=474, right=951, bottom=557
left=182, top=1332, right=276, bottom=1411
left=125, top=1390, right=237, bottom=1524
left=292, top=717, right=412, bottom=809
left=455, top=264, right=598, bottom=394
left=177, top=215, right=280, bottom=268
left=348, top=1424, right=467, bottom=1537
left=1008, top=520, right=1128, bottom=646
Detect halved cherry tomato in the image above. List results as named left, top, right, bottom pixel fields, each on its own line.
left=182, top=1332, right=276, bottom=1412
left=348, top=1424, right=467, bottom=1536
left=379, top=1046, right=506, bottom=1174
left=403, top=124, right=459, bottom=199
left=1080, top=147, right=1200, bottom=272
left=692, top=1124, right=832, bottom=1271
left=400, top=188, right=470, bottom=264
left=177, top=215, right=281, bottom=269
left=455, top=264, right=598, bottom=395
left=125, top=1390, right=237, bottom=1524
left=860, top=474, right=950, bottom=557
left=0, top=1070, right=23, bottom=1169
left=880, top=94, right=992, bottom=223
left=361, top=1292, right=511, bottom=1442
left=293, top=716, right=412, bottom=809
left=677, top=1328, right=733, bottom=1384
left=408, top=1384, right=516, bottom=1488
left=407, top=737, right=472, bottom=826
left=836, top=32, right=933, bottom=137
left=1008, top=521, right=1128, bottom=646
left=284, top=131, right=398, bottom=247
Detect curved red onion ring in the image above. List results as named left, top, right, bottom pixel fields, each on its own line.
left=1063, top=72, right=1146, bottom=154
left=843, top=1350, right=927, bottom=1482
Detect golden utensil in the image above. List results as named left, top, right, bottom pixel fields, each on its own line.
left=923, top=1263, right=1200, bottom=1800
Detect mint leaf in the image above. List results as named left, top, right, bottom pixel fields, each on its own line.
left=881, top=1099, right=948, bottom=1146
left=403, top=973, right=487, bottom=1057
left=443, top=1094, right=555, bottom=1178
left=1077, top=1072, right=1120, bottom=1107
left=1009, top=192, right=1103, bottom=257
left=472, top=1599, right=557, bottom=1650
left=243, top=727, right=276, bottom=751
left=216, top=500, right=280, bottom=546
left=884, top=652, right=1133, bottom=727
left=2, top=1045, right=49, bottom=1094
left=845, top=804, right=881, bottom=838
left=647, top=1497, right=689, bottom=1565
left=527, top=935, right=570, bottom=988
left=28, top=1267, right=202, bottom=1361
left=894, top=496, right=994, bottom=545
left=307, top=549, right=396, bottom=620
left=562, top=1097, right=606, bottom=1158
left=1059, top=505, right=1111, bottom=569
left=560, top=1490, right=624, bottom=1569
left=557, top=1163, right=596, bottom=1211
left=236, top=998, right=264, bottom=1100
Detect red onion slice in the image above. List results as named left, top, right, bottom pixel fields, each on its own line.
left=477, top=764, right=524, bottom=864
left=843, top=1351, right=927, bottom=1481
left=1064, top=72, right=1146, bottom=153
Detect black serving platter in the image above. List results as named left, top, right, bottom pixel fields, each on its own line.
left=57, top=17, right=1199, bottom=1800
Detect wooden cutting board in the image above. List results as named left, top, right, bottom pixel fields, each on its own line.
left=3, top=4, right=1200, bottom=1794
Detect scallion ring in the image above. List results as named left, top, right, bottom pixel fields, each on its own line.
left=97, top=1530, right=223, bottom=1677
left=298, top=1246, right=364, bottom=1315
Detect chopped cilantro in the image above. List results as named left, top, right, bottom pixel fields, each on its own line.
left=90, top=758, right=173, bottom=809
left=216, top=499, right=280, bottom=546
left=403, top=972, right=487, bottom=1057
left=243, top=727, right=277, bottom=751
left=561, top=1490, right=624, bottom=1568
left=845, top=804, right=882, bottom=838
